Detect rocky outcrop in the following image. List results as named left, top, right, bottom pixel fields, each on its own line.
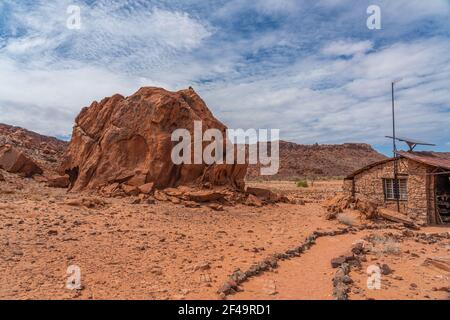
left=60, top=87, right=247, bottom=192
left=0, top=144, right=43, bottom=177
left=0, top=123, right=67, bottom=171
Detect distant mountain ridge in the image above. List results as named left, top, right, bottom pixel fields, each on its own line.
left=0, top=123, right=386, bottom=179
left=247, top=140, right=387, bottom=180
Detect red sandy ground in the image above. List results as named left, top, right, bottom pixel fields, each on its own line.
left=1, top=176, right=449, bottom=300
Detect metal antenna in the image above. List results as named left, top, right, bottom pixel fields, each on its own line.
left=391, top=79, right=402, bottom=212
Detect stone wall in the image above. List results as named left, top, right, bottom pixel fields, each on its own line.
left=405, top=160, right=429, bottom=223
left=346, top=158, right=432, bottom=225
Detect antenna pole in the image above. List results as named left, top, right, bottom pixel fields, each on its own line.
left=392, top=81, right=400, bottom=212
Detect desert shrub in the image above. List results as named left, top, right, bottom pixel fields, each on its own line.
left=369, top=236, right=401, bottom=256
left=296, top=179, right=309, bottom=188
left=337, top=213, right=356, bottom=226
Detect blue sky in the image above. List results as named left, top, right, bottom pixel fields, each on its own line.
left=0, top=0, right=449, bottom=155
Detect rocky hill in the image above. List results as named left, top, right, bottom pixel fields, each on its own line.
left=247, top=140, right=387, bottom=180
left=0, top=123, right=68, bottom=171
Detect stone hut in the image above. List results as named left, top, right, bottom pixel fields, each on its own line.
left=344, top=151, right=450, bottom=225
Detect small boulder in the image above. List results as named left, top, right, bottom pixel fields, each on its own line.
left=47, top=175, right=70, bottom=188
left=331, top=256, right=347, bottom=268
left=380, top=263, right=393, bottom=275
left=246, top=187, right=280, bottom=203
left=208, top=203, right=224, bottom=211
left=138, top=183, right=154, bottom=195
left=126, top=173, right=147, bottom=187
left=351, top=241, right=365, bottom=255
left=121, top=184, right=139, bottom=196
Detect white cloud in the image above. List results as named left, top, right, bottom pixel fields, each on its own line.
left=0, top=0, right=449, bottom=153
left=201, top=38, right=450, bottom=147
left=322, top=40, right=373, bottom=57
left=3, top=1, right=212, bottom=73
left=0, top=0, right=213, bottom=136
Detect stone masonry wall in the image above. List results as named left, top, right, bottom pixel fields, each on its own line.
left=347, top=158, right=431, bottom=225
left=406, top=160, right=430, bottom=224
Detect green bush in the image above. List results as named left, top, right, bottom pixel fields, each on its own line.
left=296, top=179, right=309, bottom=188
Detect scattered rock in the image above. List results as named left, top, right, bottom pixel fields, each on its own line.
left=65, top=199, right=82, bottom=207
left=138, top=183, right=154, bottom=195
left=194, top=262, right=211, bottom=271
left=217, top=280, right=238, bottom=295
left=380, top=263, right=393, bottom=275
left=154, top=190, right=168, bottom=202
left=331, top=256, right=347, bottom=268
left=325, top=210, right=339, bottom=220
left=169, top=196, right=181, bottom=204
left=184, top=201, right=200, bottom=208
left=121, top=184, right=139, bottom=196
left=47, top=175, right=70, bottom=188
left=129, top=197, right=141, bottom=205
left=81, top=197, right=107, bottom=209
left=208, top=203, right=224, bottom=211
left=245, top=194, right=263, bottom=207
left=246, top=187, right=280, bottom=203
left=187, top=190, right=226, bottom=203
left=351, top=241, right=366, bottom=255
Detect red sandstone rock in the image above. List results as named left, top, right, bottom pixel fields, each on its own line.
left=60, top=87, right=247, bottom=192
left=47, top=175, right=70, bottom=188
left=0, top=145, right=43, bottom=177
left=246, top=187, right=280, bottom=203
left=154, top=190, right=169, bottom=202
left=0, top=123, right=67, bottom=172
left=138, top=183, right=154, bottom=195
left=121, top=184, right=139, bottom=196
left=245, top=194, right=263, bottom=207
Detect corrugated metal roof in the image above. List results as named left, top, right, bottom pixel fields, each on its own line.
left=345, top=158, right=395, bottom=179
left=396, top=151, right=450, bottom=171
left=346, top=151, right=450, bottom=179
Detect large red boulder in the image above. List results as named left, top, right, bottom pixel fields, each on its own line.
left=60, top=87, right=247, bottom=191
left=0, top=144, right=43, bottom=177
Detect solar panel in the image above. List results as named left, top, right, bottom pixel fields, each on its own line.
left=385, top=136, right=435, bottom=151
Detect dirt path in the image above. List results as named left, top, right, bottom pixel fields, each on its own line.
left=230, top=227, right=450, bottom=300
left=230, top=232, right=366, bottom=300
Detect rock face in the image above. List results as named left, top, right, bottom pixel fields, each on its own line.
left=60, top=87, right=247, bottom=191
left=0, top=144, right=43, bottom=177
